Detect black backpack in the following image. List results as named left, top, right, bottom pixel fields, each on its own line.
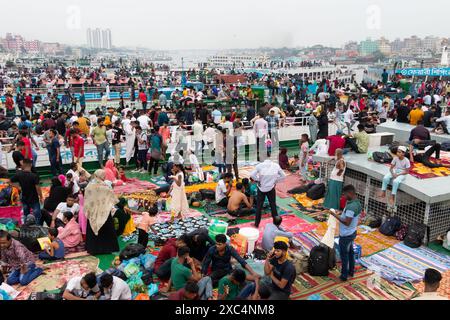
left=379, top=216, right=402, bottom=236
left=200, top=189, right=215, bottom=200
left=308, top=245, right=336, bottom=276
left=306, top=183, right=326, bottom=200
left=119, top=243, right=146, bottom=261
left=404, top=223, right=428, bottom=248
left=372, top=151, right=393, bottom=164
left=441, top=141, right=450, bottom=151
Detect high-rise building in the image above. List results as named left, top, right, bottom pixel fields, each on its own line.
left=86, top=28, right=112, bottom=49
left=93, top=28, right=101, bottom=49
left=86, top=28, right=93, bottom=48
left=102, top=29, right=112, bottom=49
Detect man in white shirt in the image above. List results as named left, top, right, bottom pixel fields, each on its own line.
left=423, top=94, right=432, bottom=106
left=137, top=110, right=151, bottom=132
left=63, top=273, right=100, bottom=300
left=101, top=92, right=108, bottom=113
left=343, top=107, right=355, bottom=134
left=412, top=268, right=448, bottom=300
left=250, top=160, right=286, bottom=227
left=203, top=124, right=216, bottom=161
left=253, top=114, right=268, bottom=161
left=212, top=108, right=222, bottom=124
left=435, top=110, right=450, bottom=134
left=43, top=195, right=80, bottom=228
left=192, top=119, right=204, bottom=158
left=318, top=91, right=330, bottom=103
left=99, top=273, right=132, bottom=300
left=215, top=173, right=233, bottom=207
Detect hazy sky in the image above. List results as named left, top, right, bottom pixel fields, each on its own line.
left=1, top=0, right=449, bottom=50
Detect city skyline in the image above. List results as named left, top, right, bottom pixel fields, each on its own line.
left=0, top=31, right=448, bottom=55
left=0, top=0, right=449, bottom=50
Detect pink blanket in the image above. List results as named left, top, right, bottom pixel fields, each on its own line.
left=236, top=214, right=317, bottom=243
left=113, top=178, right=158, bottom=195
left=276, top=173, right=304, bottom=198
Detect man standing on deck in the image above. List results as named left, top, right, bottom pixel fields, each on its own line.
left=327, top=185, right=361, bottom=282
left=250, top=159, right=286, bottom=228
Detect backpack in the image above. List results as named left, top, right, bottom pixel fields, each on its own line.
left=379, top=216, right=402, bottom=236
left=306, top=183, right=326, bottom=200
left=199, top=189, right=215, bottom=200
left=308, top=245, right=336, bottom=276
left=404, top=223, right=428, bottom=248
left=389, top=141, right=409, bottom=154
left=372, top=151, right=393, bottom=164
left=119, top=243, right=146, bottom=261
left=368, top=217, right=382, bottom=228
left=441, top=141, right=450, bottom=151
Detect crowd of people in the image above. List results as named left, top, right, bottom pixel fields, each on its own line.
left=0, top=65, right=449, bottom=301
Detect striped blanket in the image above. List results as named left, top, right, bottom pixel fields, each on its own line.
left=290, top=268, right=416, bottom=300
left=360, top=243, right=450, bottom=284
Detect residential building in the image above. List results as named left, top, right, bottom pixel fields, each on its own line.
left=359, top=38, right=379, bottom=56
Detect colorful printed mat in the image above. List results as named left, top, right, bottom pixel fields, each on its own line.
left=408, top=161, right=450, bottom=179
left=413, top=270, right=450, bottom=299
left=236, top=214, right=317, bottom=243
left=132, top=208, right=203, bottom=226
left=290, top=268, right=416, bottom=300
left=360, top=242, right=450, bottom=284
left=313, top=223, right=401, bottom=257
left=14, top=256, right=99, bottom=300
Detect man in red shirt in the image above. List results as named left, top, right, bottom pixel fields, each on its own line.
left=5, top=94, right=15, bottom=117
left=153, top=235, right=187, bottom=280
left=19, top=131, right=33, bottom=160
left=326, top=130, right=346, bottom=156
left=138, top=90, right=148, bottom=111
left=25, top=94, right=33, bottom=114
left=71, top=130, right=85, bottom=168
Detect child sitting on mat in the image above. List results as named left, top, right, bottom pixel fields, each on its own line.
left=38, top=228, right=65, bottom=261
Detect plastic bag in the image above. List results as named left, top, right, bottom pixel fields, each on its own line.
left=148, top=283, right=159, bottom=297
left=123, top=262, right=140, bottom=277
left=140, top=254, right=156, bottom=270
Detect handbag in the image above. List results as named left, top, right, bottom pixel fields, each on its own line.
left=151, top=148, right=162, bottom=160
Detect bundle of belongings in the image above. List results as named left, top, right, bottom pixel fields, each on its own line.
left=150, top=217, right=211, bottom=245
left=102, top=243, right=160, bottom=300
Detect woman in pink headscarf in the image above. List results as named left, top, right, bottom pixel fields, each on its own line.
left=58, top=174, right=66, bottom=187
left=104, top=160, right=121, bottom=185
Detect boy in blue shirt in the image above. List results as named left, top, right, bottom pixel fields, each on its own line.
left=327, top=184, right=361, bottom=282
